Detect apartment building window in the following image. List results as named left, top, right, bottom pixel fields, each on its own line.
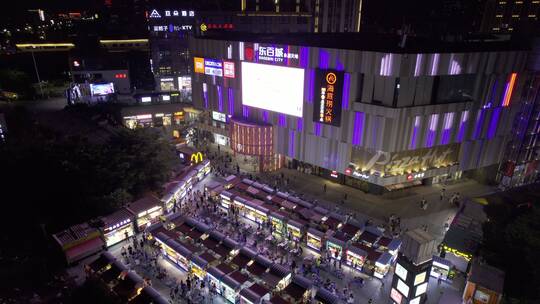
left=432, top=74, right=475, bottom=104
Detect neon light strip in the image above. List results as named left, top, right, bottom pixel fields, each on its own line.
left=297, top=118, right=303, bottom=131
left=262, top=111, right=269, bottom=123
left=217, top=85, right=223, bottom=112
left=342, top=73, right=350, bottom=110
left=410, top=116, right=421, bottom=149
left=288, top=130, right=295, bottom=157
left=502, top=73, right=517, bottom=107
left=319, top=50, right=329, bottom=69
left=440, top=112, right=455, bottom=145
left=352, top=112, right=364, bottom=146
left=431, top=54, right=440, bottom=75
left=314, top=122, right=322, bottom=136
left=425, top=114, right=439, bottom=147
left=228, top=88, right=234, bottom=115
left=414, top=54, right=423, bottom=76
left=473, top=109, right=485, bottom=139
left=457, top=110, right=469, bottom=142
left=487, top=108, right=502, bottom=139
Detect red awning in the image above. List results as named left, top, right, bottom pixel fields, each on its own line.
left=65, top=237, right=104, bottom=264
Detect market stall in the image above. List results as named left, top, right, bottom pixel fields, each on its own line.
left=287, top=219, right=307, bottom=242
left=234, top=195, right=249, bottom=216
left=323, top=213, right=344, bottom=231
left=306, top=228, right=325, bottom=252
left=358, top=230, right=380, bottom=247
left=207, top=263, right=235, bottom=295
left=205, top=180, right=223, bottom=200
left=231, top=247, right=257, bottom=270
left=127, top=195, right=163, bottom=232
left=260, top=264, right=292, bottom=292
left=161, top=181, right=182, bottom=213
left=326, top=235, right=347, bottom=261
left=314, top=288, right=341, bottom=304
left=221, top=271, right=252, bottom=303
left=246, top=255, right=272, bottom=278
left=220, top=190, right=235, bottom=210
left=253, top=202, right=270, bottom=224
left=100, top=208, right=135, bottom=247
left=190, top=252, right=217, bottom=280
left=112, top=270, right=145, bottom=302
left=340, top=222, right=363, bottom=241
left=52, top=222, right=105, bottom=265
left=270, top=210, right=288, bottom=236
left=387, top=238, right=402, bottom=262
left=431, top=255, right=454, bottom=282
left=365, top=247, right=382, bottom=275
left=130, top=286, right=169, bottom=304
left=164, top=239, right=192, bottom=271
left=345, top=243, right=368, bottom=271
left=214, top=237, right=240, bottom=259
left=374, top=252, right=393, bottom=279
left=239, top=283, right=271, bottom=304
left=85, top=252, right=117, bottom=275
left=243, top=199, right=264, bottom=223
left=282, top=275, right=313, bottom=303
left=195, top=159, right=211, bottom=179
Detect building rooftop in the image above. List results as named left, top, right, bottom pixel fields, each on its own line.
left=468, top=260, right=505, bottom=294
left=195, top=32, right=529, bottom=54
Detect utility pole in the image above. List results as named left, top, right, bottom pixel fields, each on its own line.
left=30, top=49, right=45, bottom=98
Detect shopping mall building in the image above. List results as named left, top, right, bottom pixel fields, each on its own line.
left=189, top=33, right=528, bottom=193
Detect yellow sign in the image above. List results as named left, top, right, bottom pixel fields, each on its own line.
left=200, top=23, right=208, bottom=32
left=191, top=152, right=204, bottom=164
left=194, top=57, right=205, bottom=74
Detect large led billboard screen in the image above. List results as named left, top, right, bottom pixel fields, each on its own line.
left=241, top=62, right=304, bottom=117
left=90, top=83, right=115, bottom=96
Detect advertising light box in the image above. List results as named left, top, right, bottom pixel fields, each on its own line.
left=313, top=69, right=344, bottom=127
left=194, top=57, right=205, bottom=74
left=395, top=263, right=408, bottom=281
left=415, top=282, right=428, bottom=297
left=90, top=83, right=114, bottom=96
left=241, top=62, right=304, bottom=117
left=204, top=59, right=223, bottom=77
left=396, top=279, right=409, bottom=298
left=414, top=271, right=427, bottom=286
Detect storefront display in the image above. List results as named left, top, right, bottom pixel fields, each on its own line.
left=207, top=264, right=235, bottom=296
left=307, top=228, right=324, bottom=252
left=164, top=239, right=192, bottom=271
left=374, top=252, right=393, bottom=279
left=345, top=245, right=367, bottom=271
left=270, top=211, right=287, bottom=236
left=220, top=190, right=234, bottom=210
left=287, top=219, right=304, bottom=241
left=326, top=237, right=346, bottom=261
left=100, top=208, right=135, bottom=247
left=430, top=256, right=453, bottom=281
left=221, top=271, right=251, bottom=304
left=190, top=255, right=208, bottom=280
left=126, top=195, right=163, bottom=232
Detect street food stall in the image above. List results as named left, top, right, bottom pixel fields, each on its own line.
left=374, top=252, right=393, bottom=279
left=195, top=159, right=211, bottom=179
left=85, top=252, right=117, bottom=275
left=239, top=283, right=271, bottom=304
left=243, top=199, right=265, bottom=223
left=306, top=228, right=325, bottom=252
left=270, top=210, right=288, bottom=236
left=164, top=239, right=193, bottom=271
left=214, top=237, right=240, bottom=259
left=345, top=243, right=368, bottom=271
left=205, top=180, right=223, bottom=199
left=314, top=287, right=341, bottom=304
left=260, top=264, right=292, bottom=292
left=287, top=219, right=307, bottom=242
left=224, top=174, right=240, bottom=189
left=340, top=222, right=363, bottom=241
left=326, top=235, right=348, bottom=261
left=324, top=213, right=344, bottom=231
left=253, top=202, right=270, bottom=224
left=231, top=247, right=257, bottom=270
left=246, top=255, right=272, bottom=278
left=203, top=230, right=225, bottom=253
left=53, top=222, right=105, bottom=265
left=130, top=286, right=169, bottom=304
left=234, top=195, right=249, bottom=216
left=161, top=181, right=181, bottom=213
left=358, top=230, right=380, bottom=247
left=127, top=195, right=163, bottom=232
left=431, top=255, right=454, bottom=282
left=99, top=259, right=128, bottom=286
left=387, top=238, right=402, bottom=262
left=190, top=252, right=217, bottom=280
left=207, top=263, right=235, bottom=296
left=282, top=275, right=313, bottom=303
left=100, top=208, right=135, bottom=247
left=221, top=271, right=252, bottom=303
left=112, top=270, right=145, bottom=302
left=365, top=247, right=382, bottom=275
left=220, top=190, right=235, bottom=210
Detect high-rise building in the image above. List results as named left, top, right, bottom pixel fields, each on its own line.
left=480, top=0, right=540, bottom=34
left=497, top=38, right=540, bottom=187
left=188, top=32, right=527, bottom=193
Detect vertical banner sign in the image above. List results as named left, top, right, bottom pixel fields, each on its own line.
left=193, top=57, right=205, bottom=74
left=313, top=69, right=344, bottom=126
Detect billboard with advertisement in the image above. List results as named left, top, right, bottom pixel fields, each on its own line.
left=241, top=62, right=304, bottom=117
left=351, top=143, right=460, bottom=177
left=90, top=83, right=115, bottom=96
left=255, top=44, right=299, bottom=65
left=204, top=59, right=223, bottom=77
left=313, top=69, right=344, bottom=127
left=194, top=57, right=205, bottom=74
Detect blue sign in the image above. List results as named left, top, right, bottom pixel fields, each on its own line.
left=204, top=59, right=223, bottom=77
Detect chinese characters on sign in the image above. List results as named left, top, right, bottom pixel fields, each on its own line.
left=258, top=46, right=298, bottom=63
left=223, top=61, right=235, bottom=78
left=152, top=25, right=192, bottom=32
left=313, top=70, right=344, bottom=127
left=149, top=9, right=195, bottom=18
left=193, top=57, right=205, bottom=74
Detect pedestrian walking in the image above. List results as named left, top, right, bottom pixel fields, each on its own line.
left=440, top=187, right=446, bottom=200
left=323, top=184, right=327, bottom=193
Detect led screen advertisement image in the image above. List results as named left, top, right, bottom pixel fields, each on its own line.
left=90, top=83, right=115, bottom=96
left=241, top=61, right=304, bottom=117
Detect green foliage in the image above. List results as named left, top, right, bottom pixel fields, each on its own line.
left=482, top=199, right=540, bottom=302
left=0, top=107, right=176, bottom=294
left=0, top=68, right=36, bottom=98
